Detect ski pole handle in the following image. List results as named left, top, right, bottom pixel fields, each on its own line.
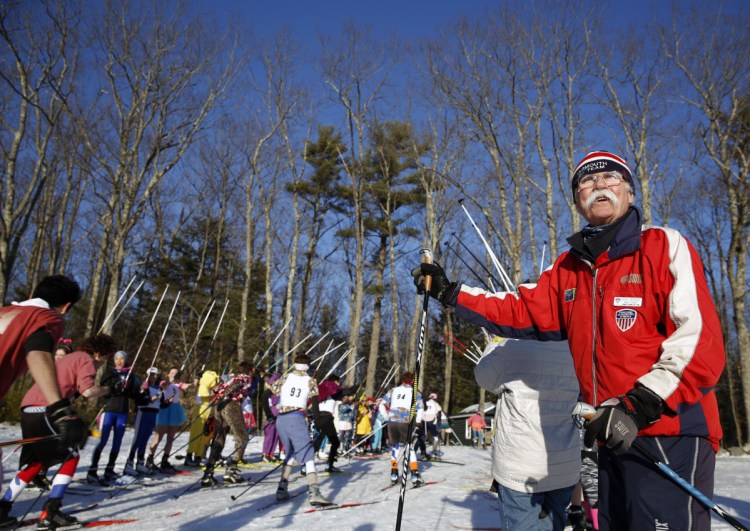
left=421, top=248, right=433, bottom=292
left=572, top=401, right=596, bottom=420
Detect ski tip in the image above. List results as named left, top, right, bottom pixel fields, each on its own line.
left=83, top=518, right=139, bottom=527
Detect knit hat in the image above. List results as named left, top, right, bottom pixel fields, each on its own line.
left=401, top=371, right=415, bottom=385
left=572, top=151, right=633, bottom=194
left=114, top=350, right=129, bottom=362
left=294, top=353, right=311, bottom=365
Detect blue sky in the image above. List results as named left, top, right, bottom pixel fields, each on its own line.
left=199, top=0, right=679, bottom=40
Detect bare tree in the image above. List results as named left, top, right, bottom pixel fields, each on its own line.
left=0, top=0, right=79, bottom=301
left=233, top=34, right=300, bottom=360
left=319, top=23, right=401, bottom=385
left=79, top=1, right=237, bottom=334
left=667, top=4, right=750, bottom=442
left=594, top=22, right=675, bottom=225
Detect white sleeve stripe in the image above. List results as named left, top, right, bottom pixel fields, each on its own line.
left=461, top=285, right=520, bottom=300
left=637, top=227, right=702, bottom=401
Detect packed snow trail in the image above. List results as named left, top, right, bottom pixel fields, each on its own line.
left=1, top=423, right=748, bottom=530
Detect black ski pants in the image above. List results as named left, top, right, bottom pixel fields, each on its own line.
left=313, top=412, right=339, bottom=467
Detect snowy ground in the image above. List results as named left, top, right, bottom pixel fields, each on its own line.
left=1, top=423, right=749, bottom=530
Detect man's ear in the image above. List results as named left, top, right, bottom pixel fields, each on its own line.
left=57, top=302, right=73, bottom=315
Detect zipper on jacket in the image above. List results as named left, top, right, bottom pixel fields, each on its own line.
left=591, top=268, right=598, bottom=406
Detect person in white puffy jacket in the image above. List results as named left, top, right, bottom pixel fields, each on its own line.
left=475, top=337, right=581, bottom=531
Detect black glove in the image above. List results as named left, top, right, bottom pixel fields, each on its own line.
left=216, top=398, right=230, bottom=411
left=411, top=262, right=459, bottom=307
left=46, top=399, right=88, bottom=450
left=133, top=390, right=151, bottom=407
left=583, top=386, right=664, bottom=453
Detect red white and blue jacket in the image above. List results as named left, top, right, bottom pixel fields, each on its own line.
left=455, top=208, right=725, bottom=450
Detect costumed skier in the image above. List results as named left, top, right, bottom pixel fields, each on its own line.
left=271, top=354, right=333, bottom=507
left=200, top=362, right=255, bottom=486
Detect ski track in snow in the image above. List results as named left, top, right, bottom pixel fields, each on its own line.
left=1, top=423, right=749, bottom=530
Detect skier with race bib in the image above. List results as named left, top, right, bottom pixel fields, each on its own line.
left=380, top=371, right=425, bottom=487
left=271, top=353, right=333, bottom=507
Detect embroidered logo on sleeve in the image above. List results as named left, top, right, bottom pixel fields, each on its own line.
left=564, top=288, right=576, bottom=302
left=615, top=309, right=637, bottom=332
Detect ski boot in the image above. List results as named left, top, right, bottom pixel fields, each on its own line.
left=86, top=470, right=106, bottom=486
left=183, top=453, right=200, bottom=467
left=103, top=468, right=118, bottom=483
left=324, top=464, right=343, bottom=474
left=123, top=460, right=136, bottom=476
left=30, top=473, right=51, bottom=491
left=0, top=500, right=17, bottom=529
left=159, top=458, right=177, bottom=473
left=135, top=459, right=151, bottom=474
left=390, top=468, right=399, bottom=485
left=276, top=478, right=290, bottom=501
left=37, top=498, right=81, bottom=530
left=145, top=455, right=156, bottom=471
left=567, top=505, right=587, bottom=531
left=308, top=485, right=334, bottom=507
left=411, top=471, right=424, bottom=487
left=224, top=467, right=245, bottom=484
left=200, top=468, right=217, bottom=488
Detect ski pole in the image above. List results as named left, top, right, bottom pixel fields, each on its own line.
left=199, top=299, right=230, bottom=373
left=180, top=299, right=216, bottom=372
left=105, top=279, right=145, bottom=332
left=97, top=275, right=138, bottom=334
left=0, top=434, right=60, bottom=449
left=444, top=238, right=495, bottom=292
left=228, top=438, right=314, bottom=502
left=631, top=442, right=748, bottom=530
left=450, top=231, right=501, bottom=291
left=303, top=331, right=330, bottom=356
left=255, top=317, right=292, bottom=366
left=147, top=291, right=181, bottom=371
left=339, top=357, right=364, bottom=380
left=321, top=347, right=351, bottom=381
left=396, top=248, right=433, bottom=531
left=575, top=403, right=749, bottom=531
left=339, top=422, right=387, bottom=459
left=124, top=285, right=169, bottom=383
left=457, top=200, right=515, bottom=292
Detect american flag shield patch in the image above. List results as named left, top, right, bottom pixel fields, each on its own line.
left=564, top=288, right=576, bottom=302
left=615, top=309, right=637, bottom=332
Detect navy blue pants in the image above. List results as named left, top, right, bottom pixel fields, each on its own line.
left=598, top=436, right=714, bottom=531
left=128, top=409, right=158, bottom=462
left=91, top=411, right=128, bottom=470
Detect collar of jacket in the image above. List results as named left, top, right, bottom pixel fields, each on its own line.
left=567, top=206, right=642, bottom=264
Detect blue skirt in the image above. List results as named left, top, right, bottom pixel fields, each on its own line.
left=156, top=403, right=186, bottom=427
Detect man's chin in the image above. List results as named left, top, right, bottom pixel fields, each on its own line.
left=585, top=205, right=617, bottom=224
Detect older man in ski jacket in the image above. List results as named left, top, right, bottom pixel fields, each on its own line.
left=413, top=151, right=725, bottom=531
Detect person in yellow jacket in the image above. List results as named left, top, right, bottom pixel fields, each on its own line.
left=184, top=369, right=220, bottom=467
left=353, top=397, right=373, bottom=454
